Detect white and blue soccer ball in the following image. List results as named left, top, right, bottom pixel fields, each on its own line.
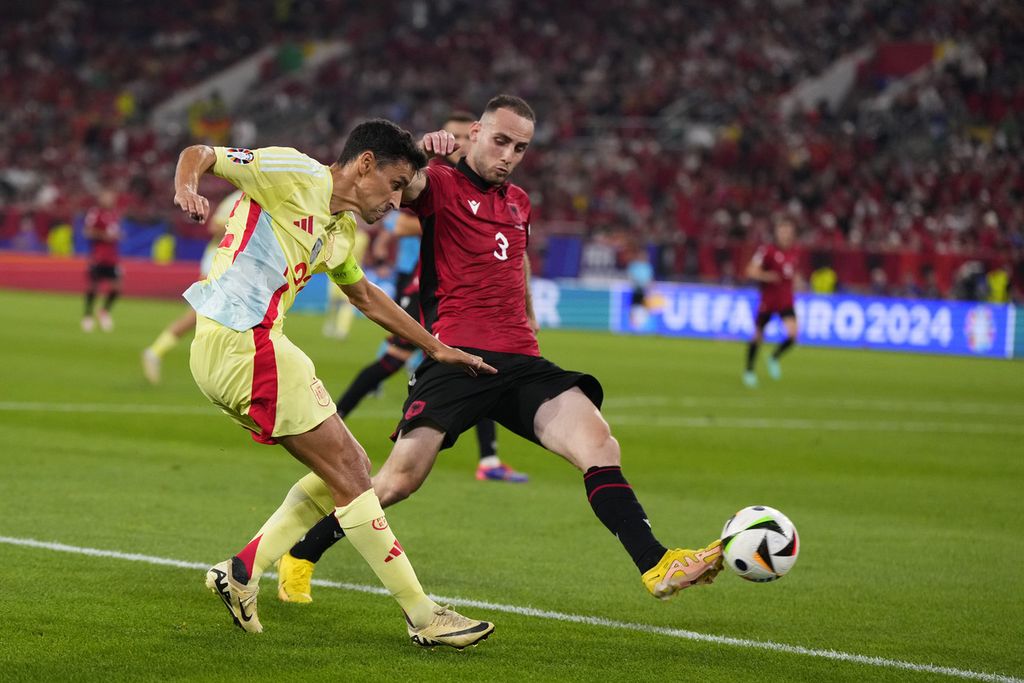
left=721, top=505, right=799, bottom=582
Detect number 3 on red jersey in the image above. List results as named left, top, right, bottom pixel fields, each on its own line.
left=493, top=232, right=509, bottom=261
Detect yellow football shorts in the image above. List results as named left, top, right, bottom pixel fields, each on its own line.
left=190, top=315, right=337, bottom=444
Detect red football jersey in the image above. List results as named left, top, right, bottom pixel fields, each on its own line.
left=84, top=207, right=120, bottom=266
left=753, top=244, right=797, bottom=311
left=405, top=159, right=538, bottom=356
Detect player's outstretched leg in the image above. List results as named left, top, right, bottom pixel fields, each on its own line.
left=535, top=387, right=722, bottom=600
left=474, top=419, right=528, bottom=483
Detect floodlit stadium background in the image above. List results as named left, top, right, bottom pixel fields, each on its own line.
left=1, top=2, right=1022, bottom=682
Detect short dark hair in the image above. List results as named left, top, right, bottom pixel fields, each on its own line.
left=484, top=94, right=535, bottom=122
left=336, top=119, right=427, bottom=170
left=445, top=110, right=476, bottom=125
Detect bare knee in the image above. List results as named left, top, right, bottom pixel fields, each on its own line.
left=373, top=470, right=422, bottom=507
left=593, top=432, right=621, bottom=468
left=571, top=422, right=621, bottom=471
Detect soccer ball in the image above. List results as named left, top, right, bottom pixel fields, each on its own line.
left=721, top=505, right=799, bottom=582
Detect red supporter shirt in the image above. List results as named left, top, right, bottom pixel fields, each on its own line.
left=404, top=158, right=539, bottom=356
left=84, top=207, right=120, bottom=266
left=753, top=244, right=797, bottom=311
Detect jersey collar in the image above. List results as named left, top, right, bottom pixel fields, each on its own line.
left=457, top=157, right=505, bottom=195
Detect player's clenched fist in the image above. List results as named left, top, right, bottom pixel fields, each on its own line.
left=420, top=130, right=459, bottom=158
left=174, top=189, right=210, bottom=223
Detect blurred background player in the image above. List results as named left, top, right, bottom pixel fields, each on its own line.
left=141, top=189, right=240, bottom=384
left=744, top=218, right=800, bottom=387
left=81, top=189, right=122, bottom=332
left=278, top=111, right=528, bottom=605
left=626, top=241, right=654, bottom=332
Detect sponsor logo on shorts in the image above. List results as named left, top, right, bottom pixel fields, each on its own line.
left=372, top=516, right=389, bottom=531
left=404, top=400, right=426, bottom=420
left=226, top=148, right=254, bottom=164
left=310, top=379, right=331, bottom=407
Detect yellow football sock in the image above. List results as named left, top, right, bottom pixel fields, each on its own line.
left=239, top=473, right=334, bottom=583
left=335, top=489, right=436, bottom=627
left=148, top=330, right=179, bottom=358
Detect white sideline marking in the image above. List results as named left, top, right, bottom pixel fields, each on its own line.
left=0, top=401, right=1019, bottom=437
left=610, top=415, right=1024, bottom=436
left=606, top=395, right=1024, bottom=417
left=0, top=402, right=214, bottom=415
left=0, top=535, right=1020, bottom=683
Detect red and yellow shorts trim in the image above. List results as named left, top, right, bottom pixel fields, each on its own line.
left=189, top=316, right=337, bottom=444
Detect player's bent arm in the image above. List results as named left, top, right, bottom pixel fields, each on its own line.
left=173, top=145, right=216, bottom=223
left=338, top=277, right=497, bottom=376
left=400, top=130, right=459, bottom=204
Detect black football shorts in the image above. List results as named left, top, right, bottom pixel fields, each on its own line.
left=391, top=347, right=603, bottom=450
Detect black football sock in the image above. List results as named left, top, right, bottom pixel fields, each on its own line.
left=475, top=419, right=497, bottom=460
left=84, top=290, right=97, bottom=316
left=288, top=513, right=346, bottom=563
left=772, top=337, right=795, bottom=360
left=746, top=341, right=759, bottom=371
left=584, top=465, right=667, bottom=573
left=336, top=353, right=404, bottom=417
left=103, top=290, right=119, bottom=312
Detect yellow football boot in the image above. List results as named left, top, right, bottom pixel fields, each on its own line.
left=642, top=541, right=723, bottom=600
left=276, top=553, right=314, bottom=604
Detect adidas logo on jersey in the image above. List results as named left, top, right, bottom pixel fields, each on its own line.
left=467, top=200, right=480, bottom=215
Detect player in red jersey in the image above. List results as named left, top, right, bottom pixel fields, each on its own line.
left=332, top=112, right=526, bottom=484
left=743, top=218, right=799, bottom=387
left=263, top=95, right=722, bottom=605
left=276, top=112, right=528, bottom=604
left=81, top=189, right=122, bottom=332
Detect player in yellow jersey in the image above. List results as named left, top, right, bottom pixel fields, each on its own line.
left=172, top=119, right=496, bottom=649
left=141, top=189, right=241, bottom=384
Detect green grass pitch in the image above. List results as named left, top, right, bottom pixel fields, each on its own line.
left=0, top=289, right=1021, bottom=682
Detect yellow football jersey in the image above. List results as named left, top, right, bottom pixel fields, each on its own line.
left=184, top=146, right=365, bottom=331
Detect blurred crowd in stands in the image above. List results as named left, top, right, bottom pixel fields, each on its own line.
left=1, top=0, right=1021, bottom=300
